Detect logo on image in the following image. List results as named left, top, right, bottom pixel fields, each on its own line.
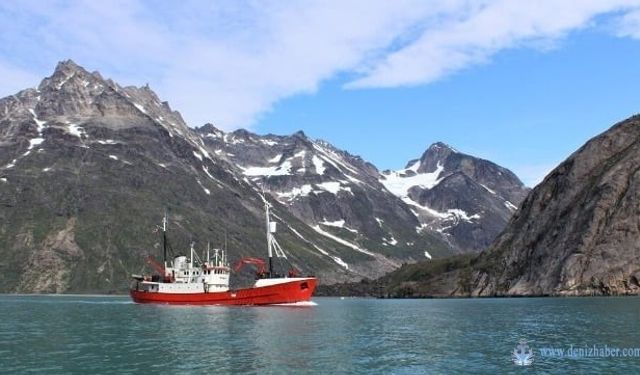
left=512, top=339, right=534, bottom=366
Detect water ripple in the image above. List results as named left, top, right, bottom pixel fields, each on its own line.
left=0, top=295, right=639, bottom=373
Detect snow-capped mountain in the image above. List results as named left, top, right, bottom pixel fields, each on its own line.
left=196, top=125, right=451, bottom=266
left=0, top=60, right=453, bottom=293
left=380, top=142, right=529, bottom=251
left=0, top=60, right=529, bottom=293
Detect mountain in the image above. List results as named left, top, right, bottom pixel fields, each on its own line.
left=195, top=125, right=452, bottom=268
left=333, top=114, right=640, bottom=297
left=0, top=60, right=317, bottom=292
left=0, top=60, right=530, bottom=293
left=471, top=114, right=640, bottom=296
left=0, top=60, right=453, bottom=293
left=380, top=142, right=528, bottom=252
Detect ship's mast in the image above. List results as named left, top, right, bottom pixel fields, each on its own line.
left=190, top=242, right=195, bottom=269
left=265, top=195, right=274, bottom=277
left=162, top=212, right=168, bottom=268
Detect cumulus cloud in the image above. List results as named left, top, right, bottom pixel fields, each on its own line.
left=1, top=1, right=640, bottom=129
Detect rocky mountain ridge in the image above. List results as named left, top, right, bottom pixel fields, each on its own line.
left=326, top=115, right=640, bottom=297
left=380, top=142, right=528, bottom=252
left=0, top=60, right=527, bottom=293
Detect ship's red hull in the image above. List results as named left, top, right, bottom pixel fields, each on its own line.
left=130, top=278, right=316, bottom=305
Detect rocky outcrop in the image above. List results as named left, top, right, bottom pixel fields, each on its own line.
left=16, top=218, right=83, bottom=293
left=472, top=115, right=640, bottom=296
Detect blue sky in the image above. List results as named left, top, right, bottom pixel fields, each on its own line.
left=1, top=1, right=640, bottom=186
left=258, top=29, right=640, bottom=184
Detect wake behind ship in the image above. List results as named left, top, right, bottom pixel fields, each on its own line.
left=130, top=195, right=316, bottom=305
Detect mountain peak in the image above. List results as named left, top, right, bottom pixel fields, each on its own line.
left=428, top=142, right=457, bottom=153
left=50, top=59, right=92, bottom=82
left=197, top=123, right=223, bottom=134
left=20, top=60, right=191, bottom=135
left=38, top=59, right=98, bottom=93
left=413, top=142, right=457, bottom=173
left=293, top=130, right=307, bottom=139
left=54, top=59, right=82, bottom=71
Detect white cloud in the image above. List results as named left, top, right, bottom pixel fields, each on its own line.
left=155, top=1, right=439, bottom=128
left=1, top=1, right=640, bottom=129
left=347, top=0, right=640, bottom=88
left=614, top=7, right=640, bottom=38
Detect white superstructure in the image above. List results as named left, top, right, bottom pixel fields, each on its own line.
left=136, top=242, right=231, bottom=294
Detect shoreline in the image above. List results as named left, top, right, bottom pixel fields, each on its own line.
left=2, top=293, right=638, bottom=299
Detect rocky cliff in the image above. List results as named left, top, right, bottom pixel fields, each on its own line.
left=472, top=115, right=640, bottom=296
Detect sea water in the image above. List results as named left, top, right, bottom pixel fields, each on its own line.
left=1, top=295, right=639, bottom=374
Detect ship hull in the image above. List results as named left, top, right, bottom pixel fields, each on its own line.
left=130, top=278, right=316, bottom=305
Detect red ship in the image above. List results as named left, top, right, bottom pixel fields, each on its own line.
left=130, top=195, right=317, bottom=305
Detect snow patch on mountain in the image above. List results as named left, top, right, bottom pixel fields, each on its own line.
left=312, top=244, right=349, bottom=270
left=66, top=122, right=86, bottom=138
left=277, top=185, right=313, bottom=200
left=311, top=225, right=375, bottom=257
left=320, top=219, right=358, bottom=233
left=196, top=179, right=210, bottom=195
left=243, top=160, right=292, bottom=176
left=311, top=141, right=360, bottom=179
left=287, top=224, right=349, bottom=270
left=261, top=139, right=277, bottom=146
left=481, top=184, right=496, bottom=195
left=312, top=155, right=326, bottom=175
left=321, top=219, right=345, bottom=227
left=198, top=147, right=212, bottom=160
left=28, top=138, right=44, bottom=150
left=447, top=209, right=481, bottom=222
left=380, top=162, right=444, bottom=197
left=316, top=181, right=352, bottom=195
left=383, top=236, right=398, bottom=246
left=28, top=109, right=46, bottom=131
left=505, top=201, right=518, bottom=211
left=133, top=103, right=147, bottom=115
left=268, top=154, right=281, bottom=163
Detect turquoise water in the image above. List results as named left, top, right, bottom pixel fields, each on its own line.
left=1, top=296, right=639, bottom=374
